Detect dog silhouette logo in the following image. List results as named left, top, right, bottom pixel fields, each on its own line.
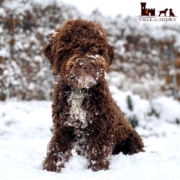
left=169, top=9, right=175, bottom=17
left=158, top=9, right=168, bottom=16
left=139, top=2, right=177, bottom=21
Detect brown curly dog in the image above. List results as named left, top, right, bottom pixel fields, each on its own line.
left=42, top=19, right=144, bottom=172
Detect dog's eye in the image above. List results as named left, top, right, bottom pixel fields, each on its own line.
left=69, top=64, right=74, bottom=69
left=98, top=50, right=103, bottom=55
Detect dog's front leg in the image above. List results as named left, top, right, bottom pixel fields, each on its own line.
left=42, top=126, right=74, bottom=172
left=87, top=137, right=112, bottom=171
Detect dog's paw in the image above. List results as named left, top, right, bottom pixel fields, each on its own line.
left=88, top=160, right=109, bottom=171
left=127, top=145, right=145, bottom=155
left=43, top=159, right=64, bottom=172
left=122, top=136, right=145, bottom=155
left=113, top=132, right=144, bottom=155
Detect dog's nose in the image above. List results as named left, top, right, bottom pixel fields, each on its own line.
left=81, top=63, right=93, bottom=72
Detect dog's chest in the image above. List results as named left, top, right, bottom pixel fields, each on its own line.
left=67, top=91, right=87, bottom=129
left=67, top=91, right=89, bottom=155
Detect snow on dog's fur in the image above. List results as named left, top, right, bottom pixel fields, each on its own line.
left=42, top=19, right=144, bottom=172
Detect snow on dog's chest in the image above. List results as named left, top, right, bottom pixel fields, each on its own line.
left=67, top=91, right=87, bottom=128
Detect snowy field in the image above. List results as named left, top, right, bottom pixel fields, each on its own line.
left=0, top=85, right=180, bottom=180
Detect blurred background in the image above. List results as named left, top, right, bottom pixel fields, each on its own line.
left=1, top=0, right=180, bottom=130
left=0, top=1, right=180, bottom=177
left=0, top=0, right=180, bottom=101
left=0, top=0, right=180, bottom=180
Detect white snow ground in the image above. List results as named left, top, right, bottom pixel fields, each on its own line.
left=0, top=86, right=180, bottom=180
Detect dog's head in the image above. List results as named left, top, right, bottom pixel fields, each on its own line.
left=43, top=19, right=114, bottom=89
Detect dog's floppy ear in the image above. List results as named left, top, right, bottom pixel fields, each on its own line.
left=43, top=33, right=54, bottom=65
left=43, top=32, right=67, bottom=75
left=108, top=45, right=114, bottom=64
left=43, top=43, right=53, bottom=66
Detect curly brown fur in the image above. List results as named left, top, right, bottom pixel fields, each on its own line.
left=42, top=19, right=144, bottom=172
